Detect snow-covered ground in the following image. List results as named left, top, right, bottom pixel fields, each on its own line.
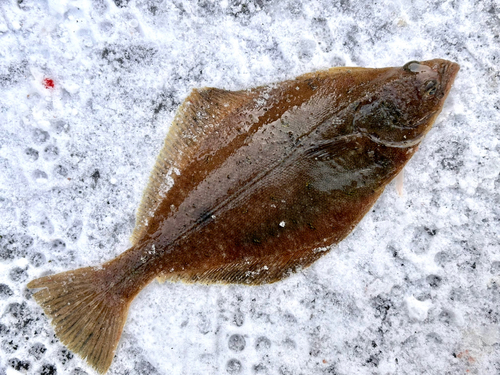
left=1, top=0, right=499, bottom=374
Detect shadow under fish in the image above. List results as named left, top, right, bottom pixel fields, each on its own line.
left=27, top=59, right=459, bottom=373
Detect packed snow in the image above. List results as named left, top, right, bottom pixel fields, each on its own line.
left=0, top=0, right=499, bottom=374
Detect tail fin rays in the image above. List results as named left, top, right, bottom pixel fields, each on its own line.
left=27, top=267, right=130, bottom=374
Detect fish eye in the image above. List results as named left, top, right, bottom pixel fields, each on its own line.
left=424, top=79, right=438, bottom=95
left=403, top=61, right=421, bottom=72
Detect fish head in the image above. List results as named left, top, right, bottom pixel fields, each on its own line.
left=354, top=59, right=460, bottom=148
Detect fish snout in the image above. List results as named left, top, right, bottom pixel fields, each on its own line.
left=426, top=59, right=459, bottom=100
left=403, top=59, right=459, bottom=100
left=440, top=60, right=460, bottom=94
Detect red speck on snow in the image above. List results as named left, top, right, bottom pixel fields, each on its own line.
left=43, top=78, right=55, bottom=89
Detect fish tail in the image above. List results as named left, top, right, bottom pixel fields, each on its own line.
left=27, top=265, right=134, bottom=374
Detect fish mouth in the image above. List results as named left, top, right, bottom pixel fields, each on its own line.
left=439, top=60, right=460, bottom=96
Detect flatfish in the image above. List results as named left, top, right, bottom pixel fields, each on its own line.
left=28, top=59, right=459, bottom=373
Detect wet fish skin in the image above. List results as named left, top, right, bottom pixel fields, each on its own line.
left=27, top=59, right=459, bottom=373
left=124, top=59, right=459, bottom=285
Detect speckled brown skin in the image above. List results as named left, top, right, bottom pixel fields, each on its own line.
left=107, top=59, right=459, bottom=292
left=28, top=59, right=459, bottom=373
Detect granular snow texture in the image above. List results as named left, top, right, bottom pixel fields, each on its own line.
left=0, top=0, right=499, bottom=374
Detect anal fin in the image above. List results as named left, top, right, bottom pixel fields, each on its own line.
left=155, top=250, right=327, bottom=286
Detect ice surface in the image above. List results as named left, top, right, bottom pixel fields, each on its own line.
left=1, top=0, right=499, bottom=374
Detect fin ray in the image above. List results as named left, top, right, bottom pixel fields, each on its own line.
left=131, top=87, right=254, bottom=244
left=158, top=249, right=326, bottom=286
left=28, top=267, right=131, bottom=374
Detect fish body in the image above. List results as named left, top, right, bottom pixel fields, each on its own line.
left=28, top=59, right=459, bottom=373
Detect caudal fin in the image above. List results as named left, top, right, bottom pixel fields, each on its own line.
left=27, top=266, right=131, bottom=373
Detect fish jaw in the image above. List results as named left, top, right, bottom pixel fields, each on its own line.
left=410, top=59, right=460, bottom=139
left=438, top=59, right=460, bottom=102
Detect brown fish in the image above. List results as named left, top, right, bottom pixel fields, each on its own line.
left=27, top=59, right=459, bottom=373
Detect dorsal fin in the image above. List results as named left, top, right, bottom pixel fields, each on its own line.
left=131, top=87, right=254, bottom=244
